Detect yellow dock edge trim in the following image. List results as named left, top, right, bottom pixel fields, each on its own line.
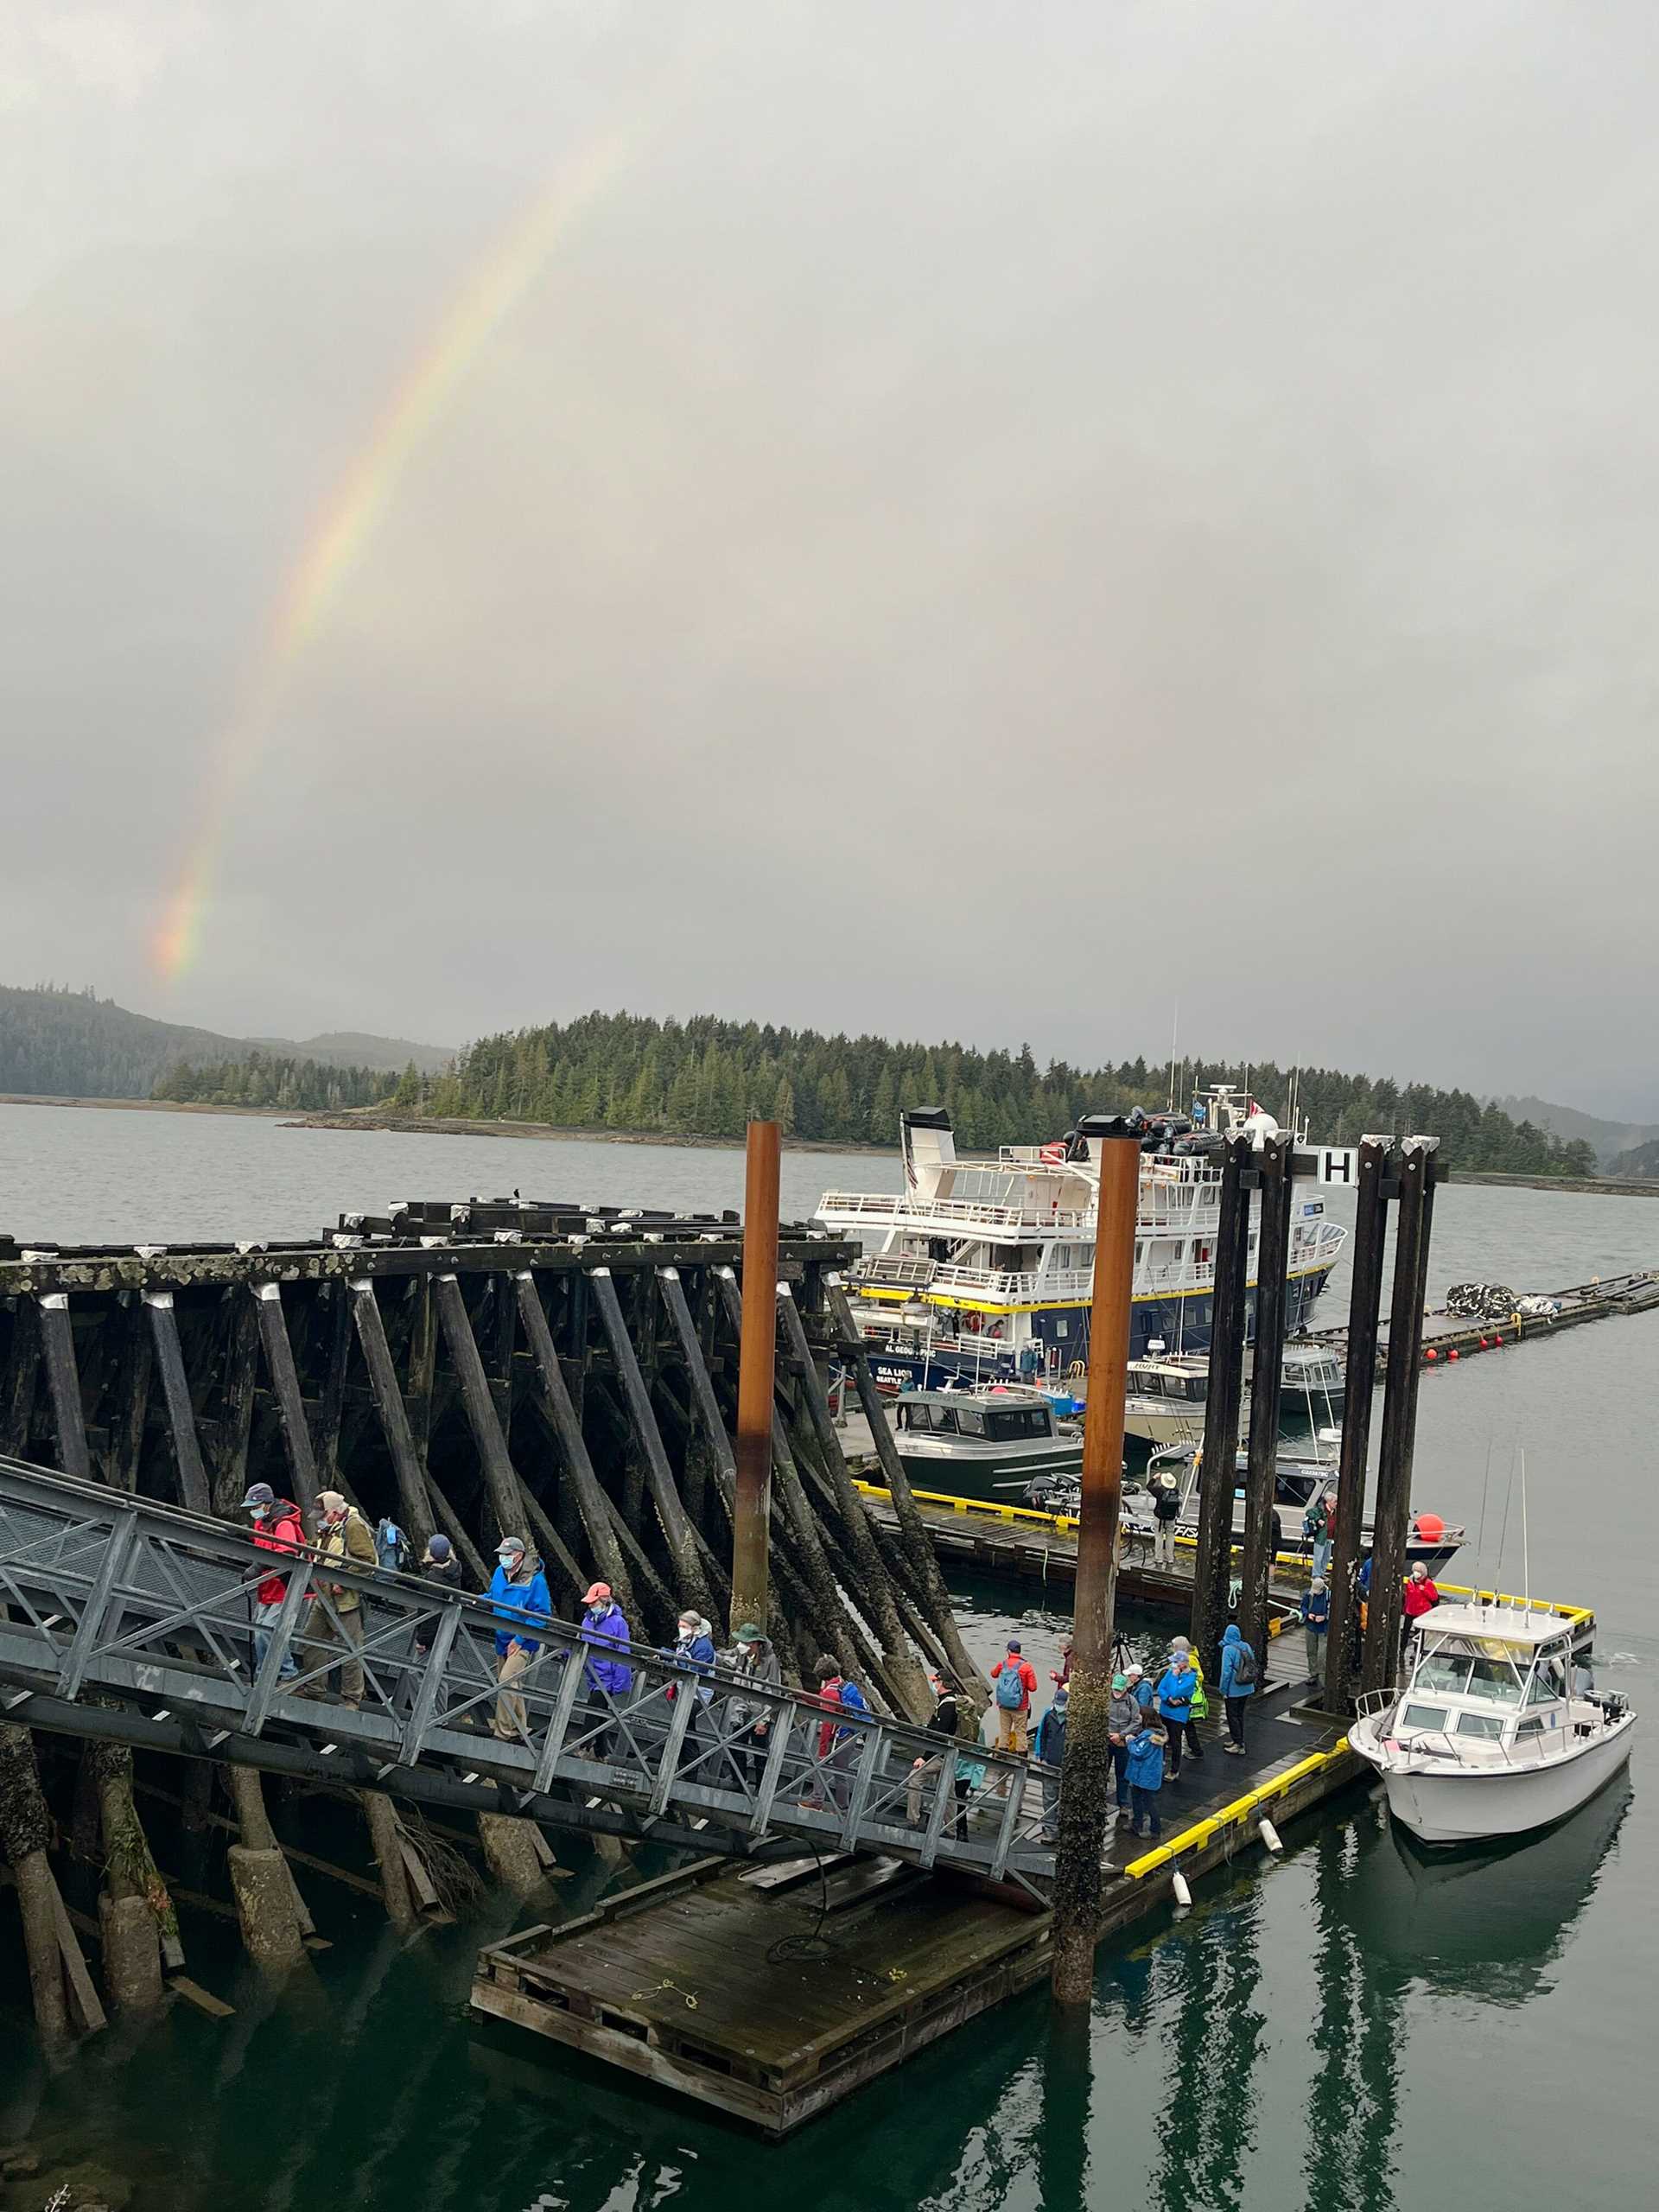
left=1122, top=1738, right=1352, bottom=1879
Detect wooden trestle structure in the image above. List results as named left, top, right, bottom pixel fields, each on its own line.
left=0, top=1198, right=972, bottom=1720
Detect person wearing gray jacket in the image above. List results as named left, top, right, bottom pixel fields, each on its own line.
left=1107, top=1673, right=1142, bottom=1824
left=725, top=1623, right=782, bottom=1788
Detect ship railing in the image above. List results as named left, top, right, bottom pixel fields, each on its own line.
left=817, top=1190, right=1222, bottom=1238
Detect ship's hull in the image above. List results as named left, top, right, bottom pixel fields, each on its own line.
left=1350, top=1713, right=1635, bottom=1846
left=862, top=1267, right=1336, bottom=1395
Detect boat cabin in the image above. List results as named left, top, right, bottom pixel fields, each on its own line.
left=1389, top=1606, right=1586, bottom=1764
left=893, top=1388, right=1063, bottom=1446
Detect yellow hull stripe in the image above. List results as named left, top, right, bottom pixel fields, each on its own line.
left=856, top=1262, right=1333, bottom=1317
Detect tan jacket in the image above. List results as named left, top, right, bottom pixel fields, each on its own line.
left=315, top=1508, right=377, bottom=1610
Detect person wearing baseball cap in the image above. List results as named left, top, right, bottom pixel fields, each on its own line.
left=240, top=1483, right=303, bottom=1682
left=578, top=1580, right=633, bottom=1738
left=486, top=1535, right=550, bottom=1740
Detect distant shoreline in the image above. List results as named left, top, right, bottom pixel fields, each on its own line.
left=0, top=1091, right=289, bottom=1120
left=5, top=1093, right=1659, bottom=1189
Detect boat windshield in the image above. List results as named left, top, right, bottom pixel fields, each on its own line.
left=1414, top=1635, right=1527, bottom=1704
left=984, top=1406, right=1052, bottom=1442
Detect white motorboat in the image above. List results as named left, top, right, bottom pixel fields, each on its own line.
left=1348, top=1600, right=1635, bottom=1846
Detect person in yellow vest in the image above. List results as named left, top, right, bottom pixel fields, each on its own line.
left=303, top=1490, right=377, bottom=1706
left=1168, top=1634, right=1208, bottom=1764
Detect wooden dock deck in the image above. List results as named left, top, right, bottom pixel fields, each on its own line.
left=472, top=1676, right=1353, bottom=2133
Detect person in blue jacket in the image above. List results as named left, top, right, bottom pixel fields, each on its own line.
left=660, top=1609, right=718, bottom=1755
left=1154, top=1650, right=1199, bottom=1779
left=487, top=1535, right=551, bottom=1741
left=1123, top=1717, right=1167, bottom=1839
left=1218, top=1621, right=1257, bottom=1755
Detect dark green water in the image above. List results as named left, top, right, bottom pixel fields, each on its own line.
left=1, top=1115, right=1652, bottom=2209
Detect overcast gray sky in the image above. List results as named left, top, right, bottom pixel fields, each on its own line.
left=4, top=3, right=1656, bottom=1115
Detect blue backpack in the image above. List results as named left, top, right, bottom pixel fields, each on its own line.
left=995, top=1663, right=1027, bottom=1712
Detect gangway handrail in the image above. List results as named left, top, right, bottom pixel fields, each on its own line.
left=0, top=1454, right=1053, bottom=1888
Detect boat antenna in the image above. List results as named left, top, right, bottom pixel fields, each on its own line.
left=1474, top=1435, right=1494, bottom=1598
left=1520, top=1446, right=1531, bottom=1623
left=1493, top=1444, right=1516, bottom=1596
left=1166, top=1001, right=1179, bottom=1114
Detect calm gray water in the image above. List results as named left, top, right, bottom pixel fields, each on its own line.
left=0, top=1104, right=1653, bottom=2210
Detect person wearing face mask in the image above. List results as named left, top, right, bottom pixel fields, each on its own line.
left=240, top=1482, right=305, bottom=1681
left=487, top=1535, right=553, bottom=1741
left=302, top=1489, right=378, bottom=1706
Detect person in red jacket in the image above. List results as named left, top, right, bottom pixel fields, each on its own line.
left=988, top=1638, right=1039, bottom=1758
left=1402, top=1561, right=1440, bottom=1659
left=242, top=1482, right=305, bottom=1681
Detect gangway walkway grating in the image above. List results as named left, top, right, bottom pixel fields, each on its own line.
left=0, top=1454, right=1056, bottom=1893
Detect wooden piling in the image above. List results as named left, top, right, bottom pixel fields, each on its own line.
left=435, top=1274, right=524, bottom=1548
left=0, top=1721, right=102, bottom=2050
left=107, top=1294, right=153, bottom=1492
left=144, top=1291, right=212, bottom=1514
left=515, top=1273, right=634, bottom=1611
left=1191, top=1135, right=1251, bottom=1684
left=350, top=1280, right=435, bottom=1550
left=1362, top=1141, right=1440, bottom=1694
left=38, top=1293, right=92, bottom=1481
left=1, top=1294, right=41, bottom=1458
left=1237, top=1134, right=1294, bottom=1667
left=211, top=1288, right=261, bottom=1511
left=1325, top=1138, right=1391, bottom=1713
left=1052, top=1122, right=1141, bottom=2006
left=733, top=1122, right=780, bottom=1638
left=591, top=1268, right=713, bottom=1619
left=253, top=1283, right=320, bottom=1520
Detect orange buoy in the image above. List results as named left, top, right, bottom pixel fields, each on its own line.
left=1425, top=1348, right=1438, bottom=1363
left=1414, top=1512, right=1446, bottom=1543
left=1448, top=1348, right=1459, bottom=1361
left=1478, top=1336, right=1488, bottom=1349
left=1493, top=1333, right=1503, bottom=1347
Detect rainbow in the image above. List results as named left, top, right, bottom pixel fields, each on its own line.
left=151, top=112, right=656, bottom=981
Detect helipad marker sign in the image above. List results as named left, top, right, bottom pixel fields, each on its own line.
left=1297, top=1146, right=1358, bottom=1185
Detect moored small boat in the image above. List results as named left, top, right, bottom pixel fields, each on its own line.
left=1349, top=1600, right=1635, bottom=1847
left=888, top=1385, right=1083, bottom=1503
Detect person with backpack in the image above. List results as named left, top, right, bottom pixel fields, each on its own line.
left=1151, top=1469, right=1183, bottom=1567
left=1124, top=1715, right=1168, bottom=1840
left=906, top=1675, right=976, bottom=1839
left=803, top=1654, right=870, bottom=1813
left=1218, top=1621, right=1258, bottom=1754
left=240, top=1482, right=305, bottom=1682
left=1300, top=1578, right=1330, bottom=1684
left=1033, top=1685, right=1069, bottom=1844
left=988, top=1638, right=1039, bottom=1762
left=1301, top=1496, right=1326, bottom=1580
left=303, top=1490, right=378, bottom=1706
left=373, top=1517, right=410, bottom=1576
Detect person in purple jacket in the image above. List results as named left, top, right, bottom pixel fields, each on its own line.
left=578, top=1580, right=632, bottom=1757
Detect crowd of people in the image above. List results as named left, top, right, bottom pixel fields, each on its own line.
left=234, top=1479, right=1438, bottom=1853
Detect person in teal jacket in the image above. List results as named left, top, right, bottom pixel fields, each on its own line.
left=1154, top=1653, right=1199, bottom=1779
left=1218, top=1621, right=1257, bottom=1755
left=1123, top=1719, right=1167, bottom=1839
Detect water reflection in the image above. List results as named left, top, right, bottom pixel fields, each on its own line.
left=1353, top=1775, right=1630, bottom=2006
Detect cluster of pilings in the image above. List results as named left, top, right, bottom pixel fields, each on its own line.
left=1185, top=1132, right=1444, bottom=1703
left=0, top=1189, right=985, bottom=2047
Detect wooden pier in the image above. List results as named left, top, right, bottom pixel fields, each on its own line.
left=473, top=1673, right=1357, bottom=2133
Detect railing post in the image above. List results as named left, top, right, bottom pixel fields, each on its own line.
left=57, top=1512, right=139, bottom=1700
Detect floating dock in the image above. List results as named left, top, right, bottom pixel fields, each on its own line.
left=473, top=1674, right=1353, bottom=2133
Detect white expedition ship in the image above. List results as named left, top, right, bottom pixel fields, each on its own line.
left=817, top=1088, right=1347, bottom=1394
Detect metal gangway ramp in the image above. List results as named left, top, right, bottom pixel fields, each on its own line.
left=0, top=1456, right=1053, bottom=1894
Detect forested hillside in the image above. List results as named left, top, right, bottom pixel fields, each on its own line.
left=1608, top=1136, right=1659, bottom=1179
left=377, top=1008, right=1596, bottom=1174
left=151, top=1052, right=397, bottom=1113
left=0, top=984, right=448, bottom=1096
